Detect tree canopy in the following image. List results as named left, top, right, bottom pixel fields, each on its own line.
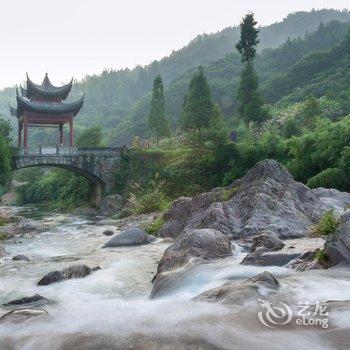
left=180, top=66, right=215, bottom=131
left=148, top=75, right=170, bottom=140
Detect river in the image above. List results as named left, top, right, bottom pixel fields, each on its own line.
left=0, top=208, right=350, bottom=349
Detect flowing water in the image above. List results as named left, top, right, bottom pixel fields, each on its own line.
left=0, top=208, right=350, bottom=349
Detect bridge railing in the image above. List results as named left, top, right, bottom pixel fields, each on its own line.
left=16, top=146, right=125, bottom=156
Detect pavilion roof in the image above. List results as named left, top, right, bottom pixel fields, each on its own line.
left=24, top=73, right=73, bottom=100
left=11, top=92, right=84, bottom=117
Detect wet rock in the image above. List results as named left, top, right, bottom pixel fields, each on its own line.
left=158, top=191, right=223, bottom=239
left=151, top=229, right=232, bottom=298
left=100, top=194, right=124, bottom=216
left=18, top=219, right=43, bottom=232
left=102, top=230, right=114, bottom=236
left=251, top=234, right=285, bottom=253
left=158, top=160, right=348, bottom=240
left=325, top=211, right=350, bottom=267
left=288, top=250, right=325, bottom=270
left=37, top=264, right=101, bottom=286
left=156, top=229, right=232, bottom=275
left=0, top=308, right=48, bottom=323
left=3, top=294, right=48, bottom=307
left=102, top=227, right=155, bottom=248
left=12, top=254, right=29, bottom=262
left=194, top=271, right=279, bottom=305
left=241, top=252, right=300, bottom=266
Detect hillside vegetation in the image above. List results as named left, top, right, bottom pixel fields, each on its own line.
left=1, top=9, right=350, bottom=146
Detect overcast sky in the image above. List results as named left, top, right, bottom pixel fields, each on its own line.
left=0, top=0, right=348, bottom=88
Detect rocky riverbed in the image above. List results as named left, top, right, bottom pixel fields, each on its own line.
left=1, top=160, right=350, bottom=349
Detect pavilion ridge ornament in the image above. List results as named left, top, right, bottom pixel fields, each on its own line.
left=9, top=74, right=84, bottom=151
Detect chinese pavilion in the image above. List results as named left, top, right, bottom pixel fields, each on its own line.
left=10, top=74, right=84, bottom=150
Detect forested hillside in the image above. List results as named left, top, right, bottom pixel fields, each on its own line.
left=0, top=9, right=349, bottom=146
left=107, top=19, right=350, bottom=145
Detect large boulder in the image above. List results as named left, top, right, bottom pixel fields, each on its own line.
left=151, top=229, right=232, bottom=298
left=102, top=227, right=155, bottom=248
left=158, top=160, right=350, bottom=240
left=325, top=211, right=350, bottom=267
left=194, top=271, right=279, bottom=305
left=100, top=194, right=124, bottom=216
left=37, top=264, right=100, bottom=286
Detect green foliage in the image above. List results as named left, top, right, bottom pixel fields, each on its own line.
left=300, top=95, right=321, bottom=127
left=315, top=249, right=328, bottom=263
left=307, top=168, right=343, bottom=189
left=16, top=169, right=92, bottom=210
left=76, top=126, right=104, bottom=147
left=144, top=217, right=165, bottom=236
left=221, top=186, right=239, bottom=201
left=265, top=28, right=350, bottom=104
left=236, top=12, right=259, bottom=62
left=181, top=66, right=215, bottom=131
left=0, top=118, right=12, bottom=188
left=281, top=118, right=302, bottom=138
left=149, top=75, right=170, bottom=141
left=237, top=61, right=269, bottom=125
left=135, top=174, right=170, bottom=214
left=313, top=210, right=340, bottom=239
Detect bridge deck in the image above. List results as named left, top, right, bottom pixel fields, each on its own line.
left=15, top=147, right=124, bottom=156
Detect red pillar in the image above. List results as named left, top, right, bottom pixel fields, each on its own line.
left=23, top=117, right=28, bottom=151
left=69, top=118, right=74, bottom=147
left=18, top=120, right=22, bottom=147
left=59, top=124, right=64, bottom=147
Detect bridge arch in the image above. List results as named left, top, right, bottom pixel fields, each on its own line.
left=12, top=148, right=123, bottom=204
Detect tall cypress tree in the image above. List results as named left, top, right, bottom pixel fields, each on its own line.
left=180, top=66, right=214, bottom=131
left=236, top=13, right=267, bottom=125
left=149, top=75, right=170, bottom=142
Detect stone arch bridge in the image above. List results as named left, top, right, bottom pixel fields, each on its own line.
left=12, top=147, right=124, bottom=204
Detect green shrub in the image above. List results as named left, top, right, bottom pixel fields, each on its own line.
left=116, top=208, right=134, bottom=219
left=144, top=217, right=165, bottom=236
left=135, top=174, right=170, bottom=214
left=307, top=168, right=343, bottom=190
left=0, top=218, right=6, bottom=226
left=221, top=186, right=239, bottom=201
left=313, top=210, right=340, bottom=238
left=315, top=249, right=328, bottom=264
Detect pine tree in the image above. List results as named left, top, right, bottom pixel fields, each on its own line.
left=180, top=66, right=214, bottom=131
left=236, top=13, right=259, bottom=63
left=236, top=13, right=268, bottom=125
left=148, top=75, right=170, bottom=143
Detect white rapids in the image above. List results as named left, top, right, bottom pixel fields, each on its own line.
left=0, top=209, right=350, bottom=350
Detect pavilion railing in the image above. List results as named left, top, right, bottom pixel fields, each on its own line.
left=16, top=146, right=124, bottom=156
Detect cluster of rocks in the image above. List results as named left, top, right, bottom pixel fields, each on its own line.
left=150, top=159, right=350, bottom=299
left=159, top=160, right=350, bottom=240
